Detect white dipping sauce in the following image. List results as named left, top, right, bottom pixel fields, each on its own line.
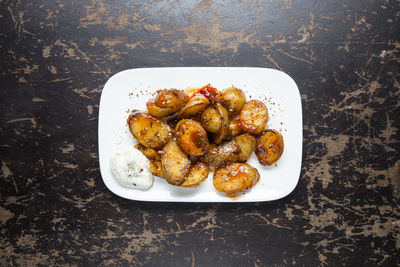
left=110, top=148, right=154, bottom=190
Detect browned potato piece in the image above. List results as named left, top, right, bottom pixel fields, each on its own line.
left=228, top=117, right=242, bottom=137
left=239, top=100, right=269, bottom=135
left=255, top=129, right=284, bottom=166
left=201, top=107, right=222, bottom=133
left=147, top=101, right=174, bottom=118
left=127, top=110, right=172, bottom=149
left=150, top=160, right=164, bottom=178
left=161, top=140, right=190, bottom=185
left=220, top=87, right=246, bottom=115
left=180, top=162, right=209, bottom=187
left=135, top=144, right=161, bottom=161
left=147, top=89, right=188, bottom=118
left=234, top=133, right=256, bottom=162
left=213, top=163, right=260, bottom=194
left=202, top=140, right=240, bottom=171
left=175, top=119, right=209, bottom=156
left=212, top=104, right=229, bottom=144
left=155, top=89, right=188, bottom=107
left=178, top=94, right=209, bottom=119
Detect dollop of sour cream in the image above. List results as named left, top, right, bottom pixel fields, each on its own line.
left=110, top=148, right=154, bottom=190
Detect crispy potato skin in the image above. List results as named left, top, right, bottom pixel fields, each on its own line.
left=202, top=140, right=240, bottom=171
left=178, top=94, right=209, bottom=119
left=150, top=160, right=164, bottom=178
left=135, top=144, right=161, bottom=161
left=228, top=117, right=242, bottom=137
left=220, top=87, right=246, bottom=115
left=156, top=89, right=188, bottom=107
left=234, top=133, right=256, bottom=162
left=201, top=107, right=222, bottom=133
left=161, top=140, right=190, bottom=185
left=127, top=110, right=172, bottom=148
left=255, top=129, right=284, bottom=166
left=180, top=162, right=209, bottom=187
left=239, top=100, right=269, bottom=135
left=147, top=89, right=188, bottom=118
left=175, top=119, right=209, bottom=156
left=213, top=163, right=260, bottom=194
left=212, top=104, right=229, bottom=144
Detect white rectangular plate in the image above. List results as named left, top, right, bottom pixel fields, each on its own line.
left=98, top=67, right=302, bottom=202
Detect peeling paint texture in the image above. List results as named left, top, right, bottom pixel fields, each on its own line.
left=0, top=0, right=399, bottom=266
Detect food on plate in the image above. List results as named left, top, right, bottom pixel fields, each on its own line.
left=211, top=103, right=229, bottom=144
left=239, top=100, right=269, bottom=135
left=121, top=84, right=284, bottom=196
left=220, top=87, right=246, bottom=116
left=201, top=107, right=222, bottom=133
left=228, top=116, right=242, bottom=137
left=175, top=119, right=209, bottom=156
left=178, top=94, right=209, bottom=119
left=180, top=162, right=209, bottom=187
left=147, top=89, right=188, bottom=118
left=127, top=110, right=172, bottom=148
left=196, top=84, right=221, bottom=104
left=234, top=133, right=256, bottom=162
left=161, top=140, right=191, bottom=185
left=110, top=149, right=153, bottom=190
left=135, top=144, right=161, bottom=161
left=149, top=160, right=164, bottom=178
left=255, top=129, right=284, bottom=166
left=213, top=163, right=260, bottom=194
left=202, top=140, right=240, bottom=171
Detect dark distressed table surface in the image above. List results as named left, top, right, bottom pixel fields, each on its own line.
left=1, top=0, right=399, bottom=266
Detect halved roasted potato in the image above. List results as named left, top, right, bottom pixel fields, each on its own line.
left=234, top=133, right=256, bottom=162
left=127, top=110, right=172, bottom=148
left=178, top=94, right=210, bottom=119
left=255, top=129, right=284, bottom=166
left=161, top=140, right=190, bottom=185
left=135, top=144, right=161, bottom=161
left=180, top=162, right=209, bottom=187
left=228, top=116, right=242, bottom=137
left=175, top=119, right=209, bottom=156
left=147, top=89, right=188, bottom=118
left=202, top=140, right=240, bottom=171
left=212, top=104, right=229, bottom=144
left=213, top=163, right=260, bottom=194
left=239, top=100, right=269, bottom=135
left=150, top=160, right=164, bottom=178
left=220, top=87, right=246, bottom=116
left=201, top=107, right=222, bottom=133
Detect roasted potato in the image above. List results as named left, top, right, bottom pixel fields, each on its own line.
left=202, top=140, right=240, bottom=171
left=201, top=107, right=222, bottom=133
left=178, top=94, right=209, bottom=119
left=161, top=140, right=190, bottom=185
left=150, top=160, right=164, bottom=178
left=180, top=162, right=209, bottom=187
left=228, top=117, right=242, bottom=137
left=213, top=163, right=260, bottom=194
left=234, top=133, right=256, bottom=162
left=135, top=144, right=161, bottom=161
left=239, top=100, right=269, bottom=135
left=175, top=119, right=209, bottom=156
left=147, top=89, right=188, bottom=118
left=212, top=104, right=229, bottom=144
left=220, top=87, right=246, bottom=115
left=127, top=110, right=172, bottom=149
left=255, top=129, right=284, bottom=166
